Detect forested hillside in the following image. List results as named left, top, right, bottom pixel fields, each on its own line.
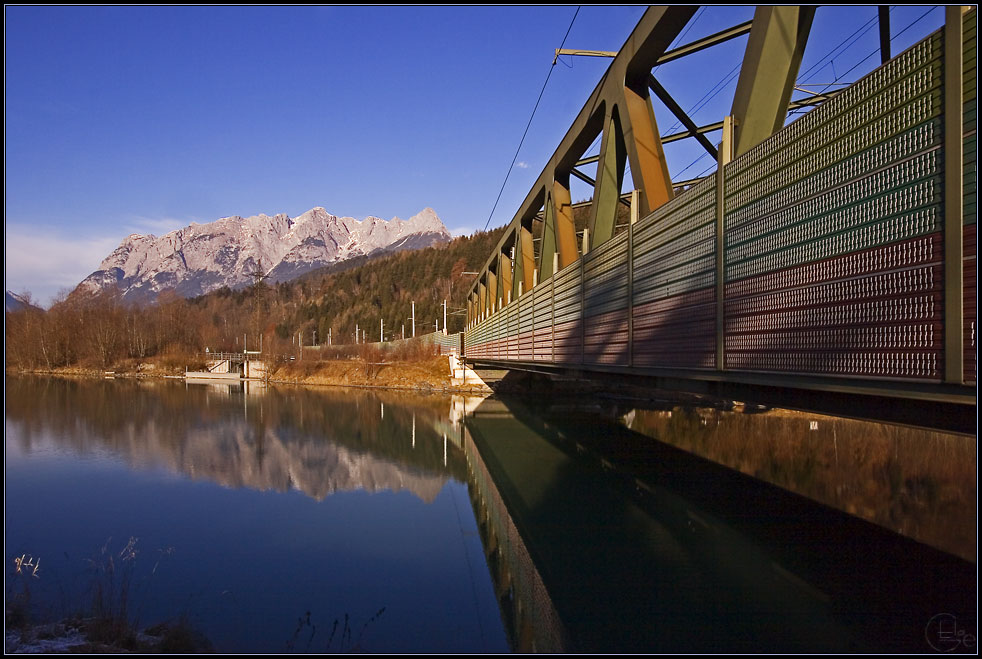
left=6, top=198, right=625, bottom=370
left=5, top=227, right=506, bottom=369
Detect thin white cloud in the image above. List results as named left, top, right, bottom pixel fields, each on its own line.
left=127, top=215, right=193, bottom=236
left=448, top=226, right=474, bottom=237
left=515, top=161, right=530, bottom=169
left=4, top=224, right=121, bottom=307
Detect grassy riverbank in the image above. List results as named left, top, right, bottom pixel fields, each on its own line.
left=5, top=353, right=488, bottom=394
left=272, top=354, right=449, bottom=389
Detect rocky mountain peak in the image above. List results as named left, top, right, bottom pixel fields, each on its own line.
left=75, top=207, right=452, bottom=302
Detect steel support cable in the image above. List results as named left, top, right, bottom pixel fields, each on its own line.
left=482, top=6, right=581, bottom=231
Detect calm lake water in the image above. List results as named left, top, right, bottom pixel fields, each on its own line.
left=5, top=376, right=976, bottom=652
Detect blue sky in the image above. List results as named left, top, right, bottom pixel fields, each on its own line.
left=4, top=6, right=945, bottom=306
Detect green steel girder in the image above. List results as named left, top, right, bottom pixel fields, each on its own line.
left=479, top=280, right=487, bottom=319
left=943, top=5, right=965, bottom=383
left=648, top=74, right=718, bottom=160
left=487, top=270, right=498, bottom=315
left=540, top=195, right=558, bottom=281
left=589, top=106, right=628, bottom=247
left=879, top=6, right=892, bottom=64
left=469, top=6, right=696, bottom=312
left=498, top=247, right=513, bottom=307
left=655, top=19, right=754, bottom=65
left=538, top=175, right=578, bottom=281
left=730, top=6, right=815, bottom=157
left=510, top=223, right=535, bottom=304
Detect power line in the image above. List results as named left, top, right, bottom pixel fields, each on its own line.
left=482, top=6, right=580, bottom=231
left=654, top=6, right=706, bottom=75
left=797, top=11, right=881, bottom=84
left=664, top=62, right=741, bottom=135
left=817, top=6, right=938, bottom=95
left=668, top=8, right=883, bottom=136
left=673, top=150, right=712, bottom=180
left=577, top=9, right=707, bottom=164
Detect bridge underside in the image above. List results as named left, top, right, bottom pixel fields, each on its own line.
left=467, top=357, right=975, bottom=434
left=465, top=8, right=977, bottom=433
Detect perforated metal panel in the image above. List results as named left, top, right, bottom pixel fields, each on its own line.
left=461, top=14, right=974, bottom=396
left=962, top=10, right=977, bottom=385
left=722, top=26, right=948, bottom=380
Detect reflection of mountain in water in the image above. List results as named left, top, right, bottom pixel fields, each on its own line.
left=154, top=420, right=447, bottom=502
left=5, top=377, right=467, bottom=503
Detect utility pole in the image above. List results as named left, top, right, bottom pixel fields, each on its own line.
left=411, top=302, right=416, bottom=337
left=380, top=318, right=384, bottom=343
left=443, top=299, right=447, bottom=335
left=356, top=323, right=359, bottom=345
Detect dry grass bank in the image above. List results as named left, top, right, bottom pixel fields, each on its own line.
left=6, top=354, right=487, bottom=394
left=270, top=355, right=473, bottom=392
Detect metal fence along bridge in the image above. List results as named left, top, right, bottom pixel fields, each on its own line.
left=459, top=7, right=976, bottom=433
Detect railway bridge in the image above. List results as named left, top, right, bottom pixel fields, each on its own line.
left=462, top=7, right=976, bottom=432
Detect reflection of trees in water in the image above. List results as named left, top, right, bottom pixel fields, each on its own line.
left=630, top=407, right=976, bottom=561
left=5, top=376, right=467, bottom=501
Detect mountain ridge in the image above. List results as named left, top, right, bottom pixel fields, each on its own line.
left=76, top=207, right=452, bottom=302
left=5, top=291, right=42, bottom=313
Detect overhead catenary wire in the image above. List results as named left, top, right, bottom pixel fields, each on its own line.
left=788, top=7, right=940, bottom=119
left=796, top=10, right=882, bottom=85
left=664, top=62, right=742, bottom=135
left=667, top=7, right=885, bottom=136
left=482, top=6, right=581, bottom=232
left=574, top=8, right=716, bottom=177
left=488, top=7, right=940, bottom=231
left=552, top=9, right=704, bottom=189
left=816, top=6, right=939, bottom=96
left=673, top=7, right=915, bottom=162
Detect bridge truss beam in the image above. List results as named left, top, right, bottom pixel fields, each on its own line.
left=464, top=7, right=976, bottom=424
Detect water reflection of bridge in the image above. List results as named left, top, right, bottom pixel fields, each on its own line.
left=461, top=407, right=569, bottom=652
left=460, top=396, right=975, bottom=653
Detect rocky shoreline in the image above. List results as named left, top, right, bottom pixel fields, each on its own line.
left=5, top=617, right=213, bottom=653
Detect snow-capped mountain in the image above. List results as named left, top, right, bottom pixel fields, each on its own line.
left=75, top=207, right=451, bottom=301
left=5, top=291, right=42, bottom=313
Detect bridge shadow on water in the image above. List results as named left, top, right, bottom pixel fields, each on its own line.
left=463, top=395, right=975, bottom=653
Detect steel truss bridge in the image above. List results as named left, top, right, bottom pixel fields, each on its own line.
left=461, top=7, right=976, bottom=432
